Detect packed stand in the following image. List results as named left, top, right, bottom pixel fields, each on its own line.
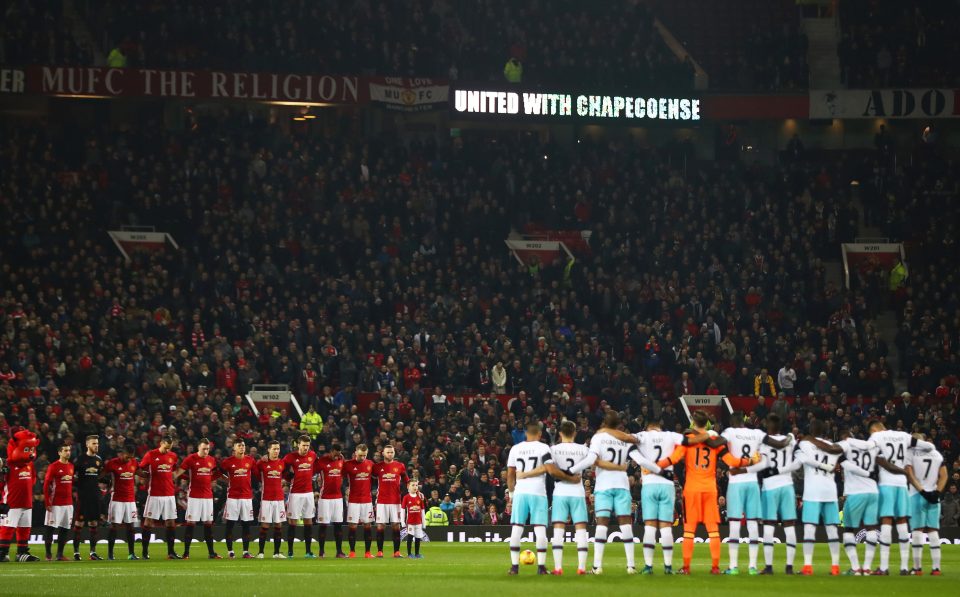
left=838, top=0, right=960, bottom=88
left=0, top=0, right=92, bottom=66
left=1, top=112, right=959, bottom=525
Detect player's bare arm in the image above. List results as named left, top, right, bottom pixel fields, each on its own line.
left=804, top=436, right=843, bottom=455
left=597, top=428, right=638, bottom=444
left=876, top=457, right=906, bottom=475
left=761, top=433, right=793, bottom=449
left=595, top=459, right=628, bottom=472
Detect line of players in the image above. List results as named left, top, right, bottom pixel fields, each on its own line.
left=506, top=411, right=947, bottom=577
left=5, top=434, right=428, bottom=562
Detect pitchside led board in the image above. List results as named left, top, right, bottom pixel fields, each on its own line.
left=451, top=86, right=702, bottom=125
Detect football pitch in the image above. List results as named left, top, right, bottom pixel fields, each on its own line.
left=3, top=543, right=957, bottom=597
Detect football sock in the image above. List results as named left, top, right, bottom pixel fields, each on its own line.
left=826, top=525, right=840, bottom=566
left=593, top=525, right=607, bottom=569
left=912, top=530, right=923, bottom=570
left=728, top=520, right=741, bottom=568
left=241, top=521, right=251, bottom=553
left=316, top=524, right=326, bottom=554
left=303, top=523, right=313, bottom=554
left=551, top=527, right=564, bottom=570
left=142, top=528, right=152, bottom=557
left=576, top=529, right=589, bottom=570
left=643, top=525, right=656, bottom=567
left=415, top=538, right=421, bottom=556
left=843, top=531, right=861, bottom=570
left=44, top=527, right=54, bottom=558
left=363, top=526, right=372, bottom=553
left=204, top=523, right=214, bottom=554
left=864, top=529, right=878, bottom=570
left=929, top=531, right=941, bottom=569
left=377, top=528, right=385, bottom=553
left=407, top=536, right=413, bottom=556
left=784, top=525, right=797, bottom=567
left=763, top=524, right=775, bottom=566
left=348, top=527, right=356, bottom=552
left=183, top=525, right=195, bottom=555
left=125, top=525, right=136, bottom=555
left=273, top=528, right=282, bottom=554
left=258, top=527, right=267, bottom=554
left=509, top=525, right=523, bottom=566
left=747, top=520, right=759, bottom=568
left=682, top=529, right=694, bottom=567
left=165, top=526, right=176, bottom=555
left=57, top=530, right=68, bottom=557
left=73, top=526, right=82, bottom=554
left=803, top=524, right=816, bottom=566
left=286, top=526, right=296, bottom=552
left=708, top=528, right=721, bottom=567
left=619, top=524, right=635, bottom=569
left=660, top=527, right=674, bottom=567
left=392, top=525, right=400, bottom=554
left=88, top=526, right=98, bottom=552
left=108, top=527, right=117, bottom=557
left=879, top=524, right=892, bottom=570
left=896, top=522, right=910, bottom=571
left=225, top=521, right=235, bottom=552
left=534, top=525, right=548, bottom=567
left=334, top=523, right=344, bottom=554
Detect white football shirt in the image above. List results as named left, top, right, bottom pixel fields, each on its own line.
left=797, top=439, right=841, bottom=502
left=907, top=448, right=944, bottom=494
left=758, top=433, right=797, bottom=491
left=721, top=427, right=766, bottom=485
left=634, top=430, right=683, bottom=486
left=838, top=437, right=878, bottom=496
left=507, top=441, right=554, bottom=497
left=589, top=432, right=631, bottom=492
left=550, top=442, right=590, bottom=498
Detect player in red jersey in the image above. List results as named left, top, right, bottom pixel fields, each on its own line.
left=220, top=438, right=256, bottom=558
left=175, top=438, right=220, bottom=559
left=43, top=444, right=75, bottom=560
left=373, top=444, right=409, bottom=558
left=0, top=428, right=41, bottom=562
left=315, top=440, right=347, bottom=558
left=343, top=443, right=375, bottom=558
left=256, top=440, right=287, bottom=558
left=283, top=435, right=318, bottom=557
left=139, top=436, right=180, bottom=559
left=401, top=480, right=426, bottom=559
left=104, top=442, right=139, bottom=560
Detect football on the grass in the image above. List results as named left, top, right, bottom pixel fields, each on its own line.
left=519, top=549, right=536, bottom=565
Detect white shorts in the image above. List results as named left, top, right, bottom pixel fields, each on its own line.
left=376, top=503, right=402, bottom=524
left=107, top=501, right=138, bottom=524
left=223, top=498, right=255, bottom=522
left=2, top=508, right=32, bottom=528
left=346, top=502, right=374, bottom=525
left=406, top=524, right=425, bottom=539
left=45, top=505, right=74, bottom=529
left=185, top=497, right=214, bottom=523
left=316, top=498, right=344, bottom=523
left=143, top=496, right=178, bottom=521
left=259, top=500, right=286, bottom=524
left=286, top=493, right=316, bottom=521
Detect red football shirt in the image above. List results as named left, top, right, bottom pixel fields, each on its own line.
left=43, top=461, right=74, bottom=507
left=343, top=458, right=374, bottom=503
left=181, top=453, right=218, bottom=499
left=401, top=494, right=425, bottom=525
left=104, top=457, right=138, bottom=502
left=4, top=460, right=35, bottom=509
left=373, top=460, right=408, bottom=505
left=283, top=450, right=317, bottom=494
left=220, top=455, right=255, bottom=499
left=140, top=449, right=178, bottom=497
left=315, top=455, right=344, bottom=499
left=258, top=458, right=285, bottom=501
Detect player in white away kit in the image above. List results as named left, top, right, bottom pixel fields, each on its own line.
left=544, top=421, right=593, bottom=575
left=598, top=421, right=683, bottom=574
left=506, top=422, right=576, bottom=576
left=720, top=411, right=793, bottom=575
left=905, top=440, right=946, bottom=576
left=755, top=414, right=800, bottom=575
left=570, top=412, right=662, bottom=575
left=868, top=420, right=935, bottom=575
left=836, top=430, right=881, bottom=575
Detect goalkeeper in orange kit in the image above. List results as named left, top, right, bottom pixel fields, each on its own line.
left=655, top=411, right=755, bottom=575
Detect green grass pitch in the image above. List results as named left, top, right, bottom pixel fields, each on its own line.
left=3, top=542, right=957, bottom=596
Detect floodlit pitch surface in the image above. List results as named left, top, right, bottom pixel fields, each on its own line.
left=3, top=543, right=956, bottom=596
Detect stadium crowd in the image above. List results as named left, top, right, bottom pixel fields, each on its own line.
left=1, top=107, right=958, bottom=527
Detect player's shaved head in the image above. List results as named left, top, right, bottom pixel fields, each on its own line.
left=868, top=420, right=885, bottom=434
left=730, top=410, right=745, bottom=426
left=766, top=414, right=781, bottom=434
left=809, top=419, right=826, bottom=437
left=559, top=420, right=576, bottom=438
left=602, top=411, right=620, bottom=429
left=646, top=422, right=662, bottom=431
left=526, top=422, right=543, bottom=439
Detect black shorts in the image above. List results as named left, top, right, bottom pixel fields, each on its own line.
left=75, top=494, right=102, bottom=523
